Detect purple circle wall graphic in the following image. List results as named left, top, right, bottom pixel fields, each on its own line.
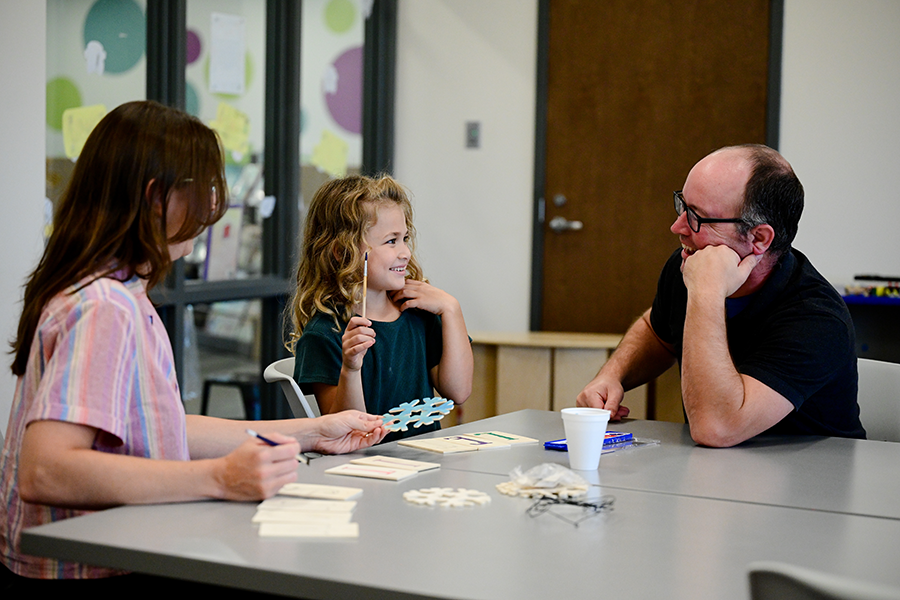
left=325, top=46, right=362, bottom=135
left=186, top=29, right=202, bottom=65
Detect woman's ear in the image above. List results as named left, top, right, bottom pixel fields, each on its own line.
left=145, top=179, right=164, bottom=217
left=750, top=224, right=775, bottom=256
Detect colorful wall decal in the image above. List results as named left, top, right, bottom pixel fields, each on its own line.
left=46, top=77, right=82, bottom=131
left=210, top=102, right=250, bottom=162
left=186, top=81, right=200, bottom=117
left=62, top=104, right=107, bottom=159
left=324, top=0, right=356, bottom=34
left=83, top=0, right=146, bottom=74
left=187, top=29, right=202, bottom=65
left=325, top=46, right=362, bottom=134
left=312, top=129, right=349, bottom=177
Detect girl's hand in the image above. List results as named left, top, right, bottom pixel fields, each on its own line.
left=342, top=316, right=375, bottom=371
left=390, top=280, right=460, bottom=316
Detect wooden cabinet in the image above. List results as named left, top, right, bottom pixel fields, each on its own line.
left=458, top=332, right=648, bottom=424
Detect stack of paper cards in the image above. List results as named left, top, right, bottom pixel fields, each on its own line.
left=255, top=497, right=357, bottom=517
left=324, top=455, right=441, bottom=481
left=256, top=494, right=361, bottom=538
left=258, top=522, right=360, bottom=538
left=398, top=431, right=539, bottom=454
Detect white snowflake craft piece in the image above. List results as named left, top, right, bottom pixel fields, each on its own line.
left=403, top=487, right=491, bottom=508
left=382, top=397, right=454, bottom=432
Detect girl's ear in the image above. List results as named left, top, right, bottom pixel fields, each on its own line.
left=332, top=241, right=350, bottom=263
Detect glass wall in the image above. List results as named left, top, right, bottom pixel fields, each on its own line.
left=184, top=0, right=267, bottom=283
left=44, top=0, right=392, bottom=419
left=180, top=2, right=269, bottom=413
left=299, top=0, right=364, bottom=208
left=46, top=0, right=147, bottom=225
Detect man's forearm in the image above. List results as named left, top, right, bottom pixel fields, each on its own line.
left=603, top=309, right=677, bottom=389
left=680, top=291, right=747, bottom=445
left=577, top=309, right=675, bottom=416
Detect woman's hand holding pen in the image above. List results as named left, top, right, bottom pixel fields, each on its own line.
left=216, top=432, right=299, bottom=501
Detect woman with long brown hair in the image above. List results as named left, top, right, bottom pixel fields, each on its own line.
left=0, top=101, right=385, bottom=590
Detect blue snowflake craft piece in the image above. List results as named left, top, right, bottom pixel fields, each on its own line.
left=382, top=397, right=454, bottom=432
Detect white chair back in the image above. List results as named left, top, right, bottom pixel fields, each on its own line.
left=263, top=357, right=320, bottom=418
left=749, top=561, right=900, bottom=600
left=857, top=358, right=900, bottom=442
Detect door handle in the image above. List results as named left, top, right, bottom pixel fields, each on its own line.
left=548, top=215, right=584, bottom=233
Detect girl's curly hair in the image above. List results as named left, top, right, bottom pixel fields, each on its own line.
left=286, top=174, right=424, bottom=351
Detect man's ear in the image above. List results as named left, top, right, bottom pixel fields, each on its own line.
left=750, top=224, right=775, bottom=256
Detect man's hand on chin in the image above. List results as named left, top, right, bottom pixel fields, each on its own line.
left=683, top=245, right=759, bottom=298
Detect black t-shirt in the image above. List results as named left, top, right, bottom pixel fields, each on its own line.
left=294, top=309, right=444, bottom=442
left=650, top=248, right=865, bottom=439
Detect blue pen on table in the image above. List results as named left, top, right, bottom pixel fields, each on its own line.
left=246, top=428, right=309, bottom=465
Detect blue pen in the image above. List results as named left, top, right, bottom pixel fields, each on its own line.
left=246, top=428, right=309, bottom=465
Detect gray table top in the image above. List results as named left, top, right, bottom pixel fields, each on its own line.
left=373, top=410, right=900, bottom=520
left=21, top=411, right=900, bottom=599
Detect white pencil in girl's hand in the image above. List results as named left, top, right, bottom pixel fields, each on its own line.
left=362, top=251, right=368, bottom=320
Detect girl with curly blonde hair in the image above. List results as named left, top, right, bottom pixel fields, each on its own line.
left=289, top=175, right=472, bottom=440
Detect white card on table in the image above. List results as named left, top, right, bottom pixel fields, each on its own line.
left=277, top=483, right=363, bottom=501
left=398, top=437, right=478, bottom=454
left=324, top=463, right=419, bottom=481
left=350, top=455, right=440, bottom=472
left=252, top=510, right=354, bottom=524
left=257, top=497, right=357, bottom=512
left=466, top=431, right=539, bottom=445
left=258, top=522, right=359, bottom=538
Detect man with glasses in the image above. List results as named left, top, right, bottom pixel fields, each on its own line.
left=577, top=144, right=863, bottom=447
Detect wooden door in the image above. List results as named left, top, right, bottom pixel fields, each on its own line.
left=540, top=0, right=771, bottom=334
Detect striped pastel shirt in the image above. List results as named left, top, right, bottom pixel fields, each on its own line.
left=0, top=274, right=189, bottom=579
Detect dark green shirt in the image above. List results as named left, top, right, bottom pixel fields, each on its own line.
left=294, top=309, right=444, bottom=442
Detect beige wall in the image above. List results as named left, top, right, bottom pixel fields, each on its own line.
left=782, top=0, right=900, bottom=286
left=394, top=0, right=539, bottom=333
left=0, top=1, right=47, bottom=435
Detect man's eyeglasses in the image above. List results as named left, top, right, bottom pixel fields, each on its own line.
left=674, top=190, right=747, bottom=233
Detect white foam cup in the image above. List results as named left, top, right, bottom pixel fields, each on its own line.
left=560, top=407, right=611, bottom=471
